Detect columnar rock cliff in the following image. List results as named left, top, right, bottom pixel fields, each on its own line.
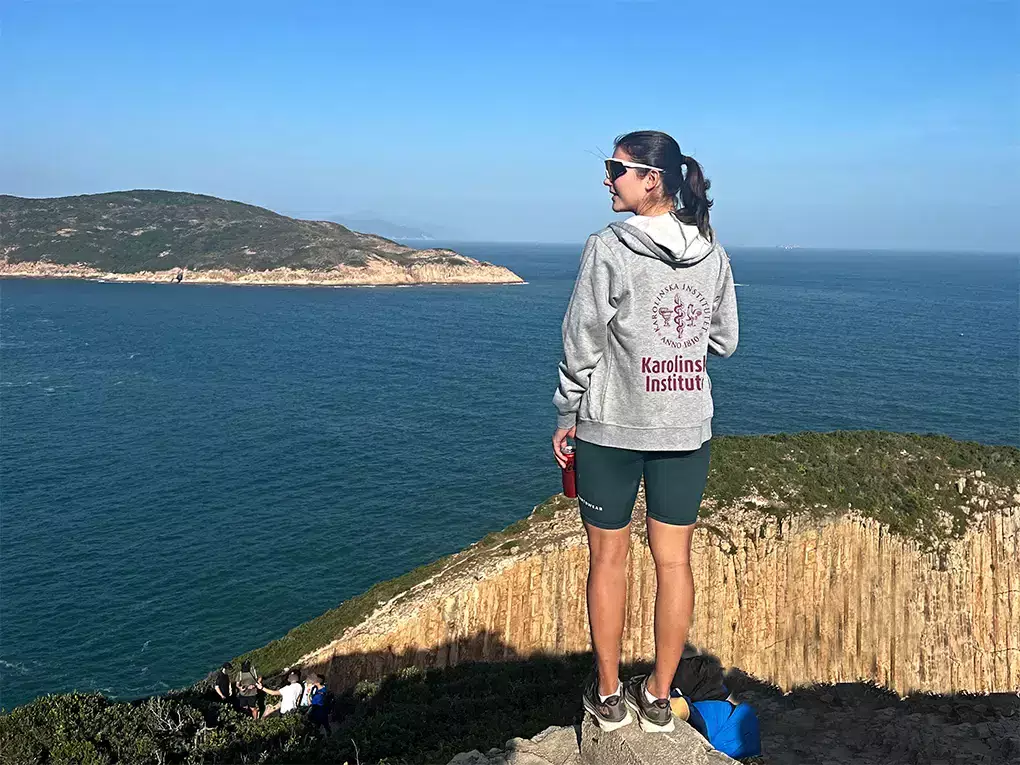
left=240, top=433, right=1020, bottom=698
left=292, top=494, right=1017, bottom=697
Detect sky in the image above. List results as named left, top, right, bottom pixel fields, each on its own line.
left=1, top=0, right=1017, bottom=250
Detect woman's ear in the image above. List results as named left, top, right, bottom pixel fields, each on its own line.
left=644, top=170, right=660, bottom=193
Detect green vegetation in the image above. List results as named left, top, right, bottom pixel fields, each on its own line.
left=4, top=431, right=1017, bottom=763
left=0, top=655, right=590, bottom=764
left=5, top=655, right=1015, bottom=764
left=703, top=431, right=1018, bottom=547
left=0, top=191, right=479, bottom=273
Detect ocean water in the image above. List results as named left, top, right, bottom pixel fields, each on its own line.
left=1, top=244, right=1017, bottom=709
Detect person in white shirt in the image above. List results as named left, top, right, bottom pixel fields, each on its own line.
left=258, top=672, right=304, bottom=715
left=299, top=672, right=314, bottom=708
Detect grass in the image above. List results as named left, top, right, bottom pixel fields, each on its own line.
left=703, top=431, right=1018, bottom=547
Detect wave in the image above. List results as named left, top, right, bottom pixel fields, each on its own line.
left=0, top=658, right=30, bottom=674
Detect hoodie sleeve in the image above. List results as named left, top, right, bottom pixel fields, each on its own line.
left=708, top=250, right=739, bottom=358
left=553, top=235, right=621, bottom=429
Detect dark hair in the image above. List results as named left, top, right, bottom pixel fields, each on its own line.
left=241, top=660, right=252, bottom=672
left=614, top=130, right=714, bottom=241
left=220, top=662, right=233, bottom=672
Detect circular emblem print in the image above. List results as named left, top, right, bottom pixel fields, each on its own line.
left=651, top=283, right=711, bottom=349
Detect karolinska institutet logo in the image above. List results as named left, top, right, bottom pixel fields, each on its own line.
left=651, top=283, right=711, bottom=349
left=644, top=283, right=711, bottom=393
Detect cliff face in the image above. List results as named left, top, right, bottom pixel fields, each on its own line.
left=292, top=480, right=1018, bottom=697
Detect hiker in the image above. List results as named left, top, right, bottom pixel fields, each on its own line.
left=235, top=659, right=262, bottom=719
left=299, top=671, right=314, bottom=708
left=212, top=662, right=234, bottom=704
left=306, top=673, right=332, bottom=733
left=258, top=671, right=304, bottom=715
left=552, top=131, right=738, bottom=734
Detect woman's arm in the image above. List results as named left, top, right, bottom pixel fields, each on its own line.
left=553, top=235, right=621, bottom=434
left=708, top=250, right=738, bottom=358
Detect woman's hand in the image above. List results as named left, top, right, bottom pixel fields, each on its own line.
left=552, top=426, right=576, bottom=469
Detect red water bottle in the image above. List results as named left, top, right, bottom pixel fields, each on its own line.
left=561, top=443, right=577, bottom=498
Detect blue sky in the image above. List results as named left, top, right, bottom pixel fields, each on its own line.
left=2, top=0, right=1017, bottom=250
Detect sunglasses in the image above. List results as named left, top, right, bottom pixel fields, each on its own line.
left=604, top=158, right=665, bottom=182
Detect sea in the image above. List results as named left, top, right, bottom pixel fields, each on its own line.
left=1, top=243, right=1017, bottom=710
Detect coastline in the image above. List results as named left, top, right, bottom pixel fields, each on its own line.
left=0, top=260, right=525, bottom=287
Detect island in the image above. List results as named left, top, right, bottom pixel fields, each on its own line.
left=0, top=190, right=524, bottom=286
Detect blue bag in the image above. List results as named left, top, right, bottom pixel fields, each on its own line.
left=684, top=698, right=762, bottom=759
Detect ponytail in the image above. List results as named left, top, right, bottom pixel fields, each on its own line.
left=614, top=130, right=715, bottom=241
left=675, top=154, right=714, bottom=242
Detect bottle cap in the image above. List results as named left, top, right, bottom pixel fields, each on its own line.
left=562, top=443, right=575, bottom=455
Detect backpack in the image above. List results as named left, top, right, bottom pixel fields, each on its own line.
left=671, top=654, right=729, bottom=701
left=670, top=655, right=761, bottom=759
left=237, top=666, right=259, bottom=695
left=310, top=685, right=331, bottom=708
left=687, top=700, right=761, bottom=759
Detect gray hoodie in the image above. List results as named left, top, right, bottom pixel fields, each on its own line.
left=553, top=213, right=738, bottom=451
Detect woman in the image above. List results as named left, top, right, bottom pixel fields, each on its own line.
left=552, top=130, right=738, bottom=733
left=235, top=659, right=262, bottom=719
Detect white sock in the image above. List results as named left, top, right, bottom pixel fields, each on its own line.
left=643, top=678, right=662, bottom=704
left=598, top=681, right=622, bottom=702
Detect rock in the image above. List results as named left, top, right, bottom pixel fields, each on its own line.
left=956, top=477, right=967, bottom=494
left=506, top=724, right=581, bottom=765
left=449, top=726, right=581, bottom=765
left=448, top=750, right=491, bottom=765
left=579, top=715, right=736, bottom=764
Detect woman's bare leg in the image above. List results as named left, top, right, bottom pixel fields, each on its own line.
left=584, top=520, right=631, bottom=696
left=645, top=518, right=696, bottom=699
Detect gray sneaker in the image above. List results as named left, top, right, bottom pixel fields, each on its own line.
left=623, top=675, right=675, bottom=733
left=582, top=672, right=633, bottom=731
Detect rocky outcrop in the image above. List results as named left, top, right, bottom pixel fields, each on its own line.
left=0, top=258, right=524, bottom=287
left=294, top=474, right=1019, bottom=697
left=446, top=720, right=737, bottom=765
left=448, top=725, right=582, bottom=765
left=579, top=718, right=735, bottom=765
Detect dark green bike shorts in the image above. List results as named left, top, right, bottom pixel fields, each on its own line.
left=574, top=438, right=711, bottom=530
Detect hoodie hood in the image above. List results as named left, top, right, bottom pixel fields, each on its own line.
left=609, top=213, right=714, bottom=267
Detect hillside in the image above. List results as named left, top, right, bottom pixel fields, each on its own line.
left=0, top=191, right=522, bottom=285
left=3, top=431, right=1018, bottom=764
left=233, top=431, right=1019, bottom=697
